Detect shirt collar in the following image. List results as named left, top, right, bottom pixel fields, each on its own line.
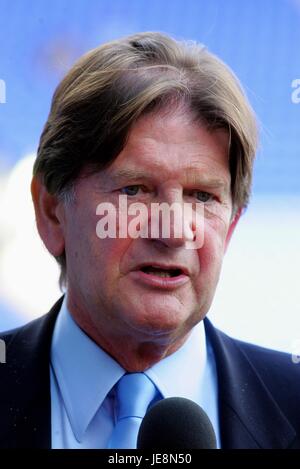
left=51, top=296, right=125, bottom=442
left=144, top=320, right=207, bottom=403
left=51, top=296, right=208, bottom=442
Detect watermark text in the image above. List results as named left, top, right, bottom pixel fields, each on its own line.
left=96, top=195, right=205, bottom=249
left=291, top=79, right=300, bottom=104
left=291, top=339, right=300, bottom=364
left=0, top=79, right=6, bottom=104
left=0, top=339, right=6, bottom=363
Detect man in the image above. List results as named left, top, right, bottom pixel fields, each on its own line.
left=0, top=32, right=299, bottom=449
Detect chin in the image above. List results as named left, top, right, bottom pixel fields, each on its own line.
left=125, top=302, right=190, bottom=338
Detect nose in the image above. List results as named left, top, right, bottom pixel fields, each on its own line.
left=148, top=183, right=197, bottom=249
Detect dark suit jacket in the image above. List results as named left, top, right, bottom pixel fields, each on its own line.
left=0, top=297, right=300, bottom=448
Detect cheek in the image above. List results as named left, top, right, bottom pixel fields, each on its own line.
left=66, top=199, right=134, bottom=278
left=63, top=206, right=102, bottom=285
left=97, top=237, right=132, bottom=274
left=197, top=217, right=228, bottom=276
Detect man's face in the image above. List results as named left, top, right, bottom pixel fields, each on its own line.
left=59, top=109, right=234, bottom=366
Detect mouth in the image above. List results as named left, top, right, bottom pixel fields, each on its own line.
left=140, top=265, right=184, bottom=278
left=131, top=263, right=190, bottom=289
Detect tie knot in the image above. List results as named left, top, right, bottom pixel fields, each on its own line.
left=115, top=372, right=159, bottom=420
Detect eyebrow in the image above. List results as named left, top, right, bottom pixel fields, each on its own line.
left=108, top=167, right=229, bottom=192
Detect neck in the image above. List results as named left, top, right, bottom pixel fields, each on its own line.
left=69, top=307, right=191, bottom=372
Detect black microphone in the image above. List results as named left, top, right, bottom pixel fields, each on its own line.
left=137, top=397, right=217, bottom=449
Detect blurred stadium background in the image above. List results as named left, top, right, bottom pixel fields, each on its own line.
left=0, top=0, right=299, bottom=352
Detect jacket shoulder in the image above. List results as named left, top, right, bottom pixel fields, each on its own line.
left=232, top=336, right=300, bottom=426
left=0, top=298, right=63, bottom=448
left=234, top=337, right=300, bottom=378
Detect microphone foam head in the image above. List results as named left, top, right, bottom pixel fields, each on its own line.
left=137, top=397, right=217, bottom=449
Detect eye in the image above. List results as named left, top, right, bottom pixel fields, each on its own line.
left=194, top=191, right=214, bottom=203
left=120, top=185, right=141, bottom=196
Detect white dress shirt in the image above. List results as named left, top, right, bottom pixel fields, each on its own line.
left=50, top=296, right=220, bottom=448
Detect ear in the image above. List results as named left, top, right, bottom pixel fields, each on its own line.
left=31, top=176, right=65, bottom=257
left=224, top=207, right=242, bottom=252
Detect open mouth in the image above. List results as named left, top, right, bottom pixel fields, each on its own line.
left=140, top=266, right=183, bottom=278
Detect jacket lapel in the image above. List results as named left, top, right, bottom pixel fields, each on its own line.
left=0, top=297, right=63, bottom=448
left=204, top=318, right=297, bottom=449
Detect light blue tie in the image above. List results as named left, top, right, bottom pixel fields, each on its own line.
left=108, top=372, right=160, bottom=449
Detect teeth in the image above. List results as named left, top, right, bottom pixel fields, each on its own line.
left=148, top=270, right=172, bottom=278
left=141, top=266, right=181, bottom=277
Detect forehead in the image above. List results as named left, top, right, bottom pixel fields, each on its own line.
left=105, top=110, right=231, bottom=186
